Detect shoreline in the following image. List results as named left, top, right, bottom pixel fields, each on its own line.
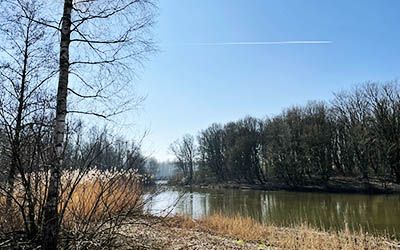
left=120, top=214, right=399, bottom=249
left=167, top=178, right=400, bottom=194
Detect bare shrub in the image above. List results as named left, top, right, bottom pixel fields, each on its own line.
left=60, top=169, right=145, bottom=249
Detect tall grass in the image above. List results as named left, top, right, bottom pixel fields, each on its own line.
left=59, top=169, right=145, bottom=248
left=61, top=170, right=143, bottom=227
left=169, top=213, right=400, bottom=250
left=0, top=169, right=145, bottom=248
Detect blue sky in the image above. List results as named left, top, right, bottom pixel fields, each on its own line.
left=129, top=0, right=400, bottom=161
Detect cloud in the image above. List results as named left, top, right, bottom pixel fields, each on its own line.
left=179, top=40, right=333, bottom=46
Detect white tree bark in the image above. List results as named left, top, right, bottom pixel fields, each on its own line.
left=41, top=0, right=72, bottom=249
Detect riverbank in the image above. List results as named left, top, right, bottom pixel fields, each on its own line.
left=120, top=215, right=399, bottom=249
left=180, top=177, right=400, bottom=194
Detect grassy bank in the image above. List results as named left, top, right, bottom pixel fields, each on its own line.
left=159, top=214, right=399, bottom=250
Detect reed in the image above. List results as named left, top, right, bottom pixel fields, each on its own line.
left=169, top=213, right=400, bottom=250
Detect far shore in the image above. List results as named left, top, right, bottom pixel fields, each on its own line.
left=164, top=177, right=400, bottom=194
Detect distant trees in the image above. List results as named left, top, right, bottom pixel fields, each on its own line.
left=145, top=157, right=160, bottom=179
left=173, top=82, right=400, bottom=188
left=223, top=117, right=264, bottom=184
left=197, top=124, right=226, bottom=182
left=331, top=83, right=400, bottom=183
left=261, top=102, right=335, bottom=186
left=73, top=128, right=146, bottom=173
left=153, top=161, right=176, bottom=180
left=169, top=135, right=196, bottom=185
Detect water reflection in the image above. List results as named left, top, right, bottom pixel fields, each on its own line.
left=145, top=187, right=400, bottom=237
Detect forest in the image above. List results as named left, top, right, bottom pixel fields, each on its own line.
left=171, top=82, right=400, bottom=190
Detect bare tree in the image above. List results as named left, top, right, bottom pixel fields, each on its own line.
left=169, top=135, right=196, bottom=185
left=12, top=1, right=155, bottom=248
left=0, top=0, right=56, bottom=239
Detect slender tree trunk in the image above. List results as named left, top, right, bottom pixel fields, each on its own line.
left=41, top=1, right=72, bottom=249
left=6, top=156, right=17, bottom=211
left=6, top=22, right=30, bottom=216
left=189, top=160, right=193, bottom=185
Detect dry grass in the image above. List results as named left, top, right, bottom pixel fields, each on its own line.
left=0, top=197, right=23, bottom=233
left=167, top=213, right=400, bottom=250
left=0, top=170, right=144, bottom=237
left=59, top=171, right=145, bottom=248
left=62, top=174, right=142, bottom=227
left=0, top=170, right=145, bottom=249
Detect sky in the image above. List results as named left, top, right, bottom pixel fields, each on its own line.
left=126, top=0, right=400, bottom=161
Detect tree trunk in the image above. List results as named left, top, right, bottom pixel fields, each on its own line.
left=5, top=22, right=30, bottom=218
left=5, top=157, right=17, bottom=212
left=189, top=160, right=193, bottom=185
left=41, top=1, right=72, bottom=249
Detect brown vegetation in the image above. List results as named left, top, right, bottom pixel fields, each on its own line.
left=0, top=170, right=145, bottom=249
left=62, top=171, right=142, bottom=226
left=165, top=214, right=400, bottom=250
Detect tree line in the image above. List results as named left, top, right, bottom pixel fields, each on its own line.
left=170, top=82, right=400, bottom=188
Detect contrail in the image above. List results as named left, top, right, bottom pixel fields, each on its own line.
left=179, top=40, right=333, bottom=46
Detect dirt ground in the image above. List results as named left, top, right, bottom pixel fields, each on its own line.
left=118, top=217, right=271, bottom=250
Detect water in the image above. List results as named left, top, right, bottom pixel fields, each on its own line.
left=146, top=186, right=400, bottom=237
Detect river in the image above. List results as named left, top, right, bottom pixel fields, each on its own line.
left=145, top=186, right=400, bottom=237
